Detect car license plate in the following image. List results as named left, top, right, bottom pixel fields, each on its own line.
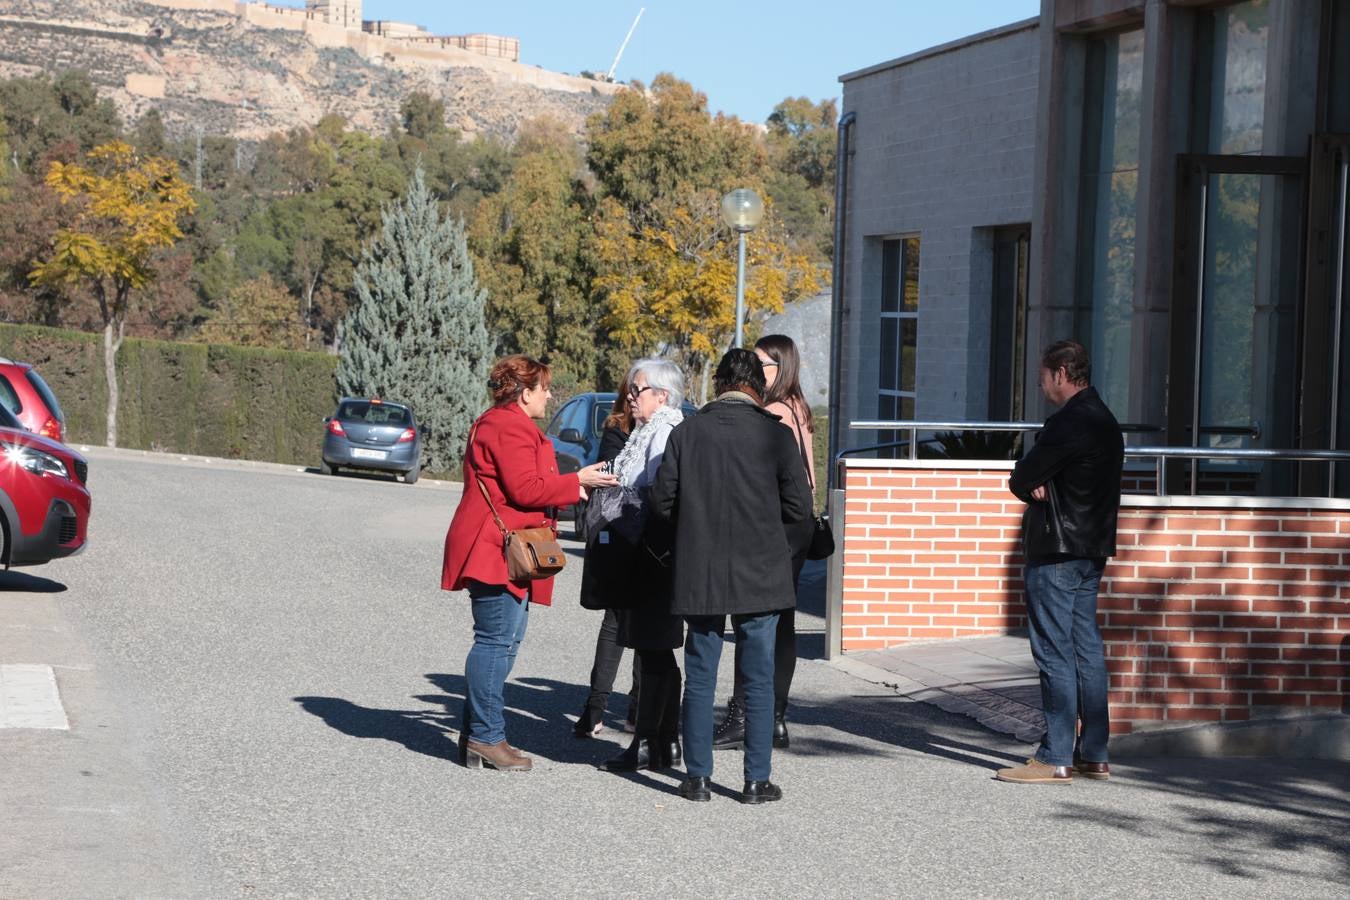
left=351, top=448, right=387, bottom=460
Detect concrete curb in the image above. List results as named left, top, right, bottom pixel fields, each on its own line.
left=1111, top=713, right=1350, bottom=760
left=73, top=445, right=461, bottom=489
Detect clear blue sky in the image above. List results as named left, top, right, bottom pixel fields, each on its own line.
left=346, top=1, right=1042, bottom=123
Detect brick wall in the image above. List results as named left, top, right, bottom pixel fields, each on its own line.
left=839, top=459, right=1350, bottom=734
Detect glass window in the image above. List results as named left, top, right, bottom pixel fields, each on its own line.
left=0, top=375, right=21, bottom=416
left=1079, top=28, right=1144, bottom=417
left=561, top=400, right=589, bottom=435
left=337, top=401, right=410, bottom=425
left=1206, top=0, right=1269, bottom=155
left=545, top=402, right=570, bottom=436
left=989, top=227, right=1030, bottom=421
left=25, top=370, right=63, bottom=424
left=591, top=400, right=614, bottom=438
left=879, top=235, right=920, bottom=454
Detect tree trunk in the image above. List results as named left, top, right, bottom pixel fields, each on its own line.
left=103, top=319, right=122, bottom=448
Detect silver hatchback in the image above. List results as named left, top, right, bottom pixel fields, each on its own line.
left=321, top=398, right=422, bottom=483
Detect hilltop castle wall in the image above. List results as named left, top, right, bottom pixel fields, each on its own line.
left=141, top=0, right=545, bottom=75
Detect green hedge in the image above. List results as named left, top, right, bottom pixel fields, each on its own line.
left=0, top=323, right=338, bottom=465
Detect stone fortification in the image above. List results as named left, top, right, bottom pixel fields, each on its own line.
left=0, top=0, right=621, bottom=142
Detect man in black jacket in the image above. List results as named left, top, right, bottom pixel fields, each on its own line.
left=651, top=349, right=813, bottom=804
left=999, top=340, right=1123, bottom=785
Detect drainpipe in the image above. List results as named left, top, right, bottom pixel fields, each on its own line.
left=827, top=110, right=856, bottom=493
left=823, top=110, right=855, bottom=662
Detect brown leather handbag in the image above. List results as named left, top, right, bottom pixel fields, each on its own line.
left=470, top=425, right=566, bottom=581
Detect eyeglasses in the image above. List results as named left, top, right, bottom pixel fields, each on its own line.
left=627, top=385, right=652, bottom=399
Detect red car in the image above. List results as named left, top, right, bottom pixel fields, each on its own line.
left=0, top=404, right=89, bottom=567
left=0, top=358, right=67, bottom=444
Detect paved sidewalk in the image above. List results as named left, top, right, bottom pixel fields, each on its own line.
left=836, top=635, right=1046, bottom=743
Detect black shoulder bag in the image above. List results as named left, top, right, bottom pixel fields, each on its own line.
left=789, top=405, right=835, bottom=560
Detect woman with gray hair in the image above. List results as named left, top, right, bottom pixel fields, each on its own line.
left=579, top=358, right=687, bottom=772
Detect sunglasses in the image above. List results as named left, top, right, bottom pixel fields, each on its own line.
left=627, top=385, right=653, bottom=399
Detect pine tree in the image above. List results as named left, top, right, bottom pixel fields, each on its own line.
left=336, top=167, right=492, bottom=474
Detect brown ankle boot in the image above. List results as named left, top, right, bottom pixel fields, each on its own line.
left=464, top=739, right=532, bottom=771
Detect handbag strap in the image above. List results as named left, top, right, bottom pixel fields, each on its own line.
left=787, top=402, right=815, bottom=491
left=468, top=420, right=510, bottom=540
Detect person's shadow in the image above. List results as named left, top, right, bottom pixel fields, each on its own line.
left=295, top=673, right=627, bottom=766
left=0, top=570, right=66, bottom=592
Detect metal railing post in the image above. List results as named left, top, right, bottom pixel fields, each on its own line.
left=824, top=478, right=846, bottom=661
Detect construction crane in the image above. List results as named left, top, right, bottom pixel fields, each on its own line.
left=606, top=7, right=644, bottom=82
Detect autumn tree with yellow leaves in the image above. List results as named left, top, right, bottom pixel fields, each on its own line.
left=585, top=76, right=825, bottom=399
left=593, top=190, right=820, bottom=401
left=29, top=141, right=195, bottom=446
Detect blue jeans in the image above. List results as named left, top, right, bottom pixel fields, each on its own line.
left=462, top=582, right=530, bottom=745
left=1024, top=556, right=1110, bottom=766
left=683, top=612, right=780, bottom=782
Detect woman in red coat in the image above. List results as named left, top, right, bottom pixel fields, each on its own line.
left=442, top=355, right=616, bottom=771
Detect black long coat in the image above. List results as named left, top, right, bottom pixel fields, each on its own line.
left=579, top=423, right=680, bottom=649
left=650, top=397, right=814, bottom=617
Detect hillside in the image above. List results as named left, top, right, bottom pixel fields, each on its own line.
left=0, top=0, right=618, bottom=142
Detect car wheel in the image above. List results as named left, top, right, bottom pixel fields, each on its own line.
left=320, top=460, right=337, bottom=475
left=573, top=498, right=588, bottom=542
left=403, top=466, right=420, bottom=485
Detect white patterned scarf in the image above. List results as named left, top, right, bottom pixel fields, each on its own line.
left=612, top=403, right=684, bottom=488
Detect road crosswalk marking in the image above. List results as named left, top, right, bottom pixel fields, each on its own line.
left=0, top=663, right=70, bottom=729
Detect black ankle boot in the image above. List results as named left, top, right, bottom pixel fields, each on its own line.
left=773, top=699, right=789, bottom=750
left=658, top=670, right=683, bottom=768
left=573, top=704, right=604, bottom=738
left=713, top=698, right=745, bottom=750
left=602, top=736, right=655, bottom=772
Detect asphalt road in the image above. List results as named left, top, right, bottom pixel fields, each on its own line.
left=1, top=448, right=1346, bottom=898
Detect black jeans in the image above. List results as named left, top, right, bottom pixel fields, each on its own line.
left=583, top=608, right=639, bottom=720
left=731, top=551, right=807, bottom=707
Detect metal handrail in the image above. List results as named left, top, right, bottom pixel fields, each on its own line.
left=842, top=420, right=1350, bottom=497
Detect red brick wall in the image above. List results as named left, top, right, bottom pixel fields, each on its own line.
left=840, top=462, right=1350, bottom=734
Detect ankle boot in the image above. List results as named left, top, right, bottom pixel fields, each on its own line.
left=773, top=699, right=789, bottom=750
left=602, top=736, right=655, bottom=771
left=463, top=739, right=532, bottom=771
left=604, top=666, right=667, bottom=772
left=658, top=670, right=683, bottom=768
left=713, top=697, right=745, bottom=750
left=573, top=703, right=604, bottom=738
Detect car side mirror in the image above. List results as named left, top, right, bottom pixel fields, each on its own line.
left=559, top=428, right=585, bottom=444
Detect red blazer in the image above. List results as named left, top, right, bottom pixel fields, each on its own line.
left=441, top=404, right=581, bottom=604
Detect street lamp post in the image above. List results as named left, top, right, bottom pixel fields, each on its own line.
left=720, top=188, right=764, bottom=348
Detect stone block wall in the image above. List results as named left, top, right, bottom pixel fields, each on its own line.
left=837, top=19, right=1040, bottom=435
left=839, top=459, right=1350, bottom=734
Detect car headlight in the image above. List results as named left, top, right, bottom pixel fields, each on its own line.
left=2, top=443, right=70, bottom=479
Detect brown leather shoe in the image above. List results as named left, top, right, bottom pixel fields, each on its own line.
left=1074, top=759, right=1110, bottom=780
left=995, top=758, right=1073, bottom=784
left=463, top=739, right=532, bottom=771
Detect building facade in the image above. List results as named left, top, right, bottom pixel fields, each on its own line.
left=833, top=0, right=1350, bottom=500
left=827, top=0, right=1350, bottom=737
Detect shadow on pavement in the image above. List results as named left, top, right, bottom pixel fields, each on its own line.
left=294, top=673, right=631, bottom=767
left=292, top=696, right=456, bottom=760
left=304, top=467, right=404, bottom=484
left=1051, top=757, right=1350, bottom=886
left=782, top=693, right=1026, bottom=770
left=0, top=570, right=67, bottom=593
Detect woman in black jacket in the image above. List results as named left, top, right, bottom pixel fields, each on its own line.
left=650, top=349, right=813, bottom=803
left=573, top=374, right=640, bottom=737
left=581, top=359, right=687, bottom=772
